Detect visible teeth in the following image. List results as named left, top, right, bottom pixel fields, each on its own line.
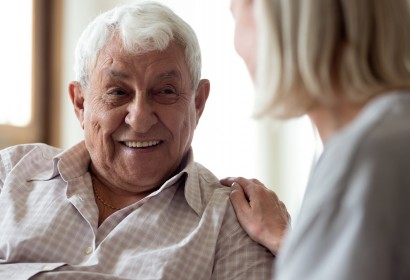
left=124, top=140, right=160, bottom=148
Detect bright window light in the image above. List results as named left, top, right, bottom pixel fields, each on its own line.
left=0, top=0, right=32, bottom=126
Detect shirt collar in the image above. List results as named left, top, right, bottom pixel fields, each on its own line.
left=28, top=141, right=90, bottom=182
left=57, top=141, right=91, bottom=181
left=143, top=148, right=203, bottom=216
left=31, top=141, right=204, bottom=216
left=174, top=149, right=203, bottom=216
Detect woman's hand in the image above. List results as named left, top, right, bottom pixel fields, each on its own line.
left=220, top=177, right=290, bottom=256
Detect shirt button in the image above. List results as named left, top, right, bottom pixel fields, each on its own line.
left=85, top=246, right=93, bottom=255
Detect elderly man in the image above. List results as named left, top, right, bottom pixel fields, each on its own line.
left=0, top=1, right=275, bottom=279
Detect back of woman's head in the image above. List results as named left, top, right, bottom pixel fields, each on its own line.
left=74, top=1, right=201, bottom=89
left=255, top=0, right=410, bottom=118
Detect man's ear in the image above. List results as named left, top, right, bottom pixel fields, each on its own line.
left=68, top=81, right=85, bottom=129
left=194, top=79, right=210, bottom=125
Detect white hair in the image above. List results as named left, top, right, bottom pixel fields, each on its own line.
left=254, top=0, right=410, bottom=118
left=74, top=1, right=201, bottom=89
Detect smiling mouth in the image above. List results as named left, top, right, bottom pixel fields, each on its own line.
left=123, top=140, right=161, bottom=148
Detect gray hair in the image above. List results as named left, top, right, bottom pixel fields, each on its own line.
left=254, top=0, right=410, bottom=118
left=74, top=1, right=201, bottom=89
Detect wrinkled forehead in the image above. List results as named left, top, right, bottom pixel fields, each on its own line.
left=91, top=37, right=191, bottom=82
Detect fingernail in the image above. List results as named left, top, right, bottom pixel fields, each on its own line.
left=231, top=182, right=239, bottom=189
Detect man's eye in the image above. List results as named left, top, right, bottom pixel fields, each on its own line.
left=152, top=87, right=180, bottom=104
left=108, top=89, right=127, bottom=95
left=159, top=88, right=176, bottom=95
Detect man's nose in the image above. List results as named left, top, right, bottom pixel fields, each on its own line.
left=125, top=93, right=158, bottom=133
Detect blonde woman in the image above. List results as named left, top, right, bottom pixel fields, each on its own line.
left=222, top=0, right=410, bottom=279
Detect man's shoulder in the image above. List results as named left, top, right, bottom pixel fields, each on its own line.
left=0, top=143, right=62, bottom=170
left=193, top=163, right=276, bottom=278
left=193, top=161, right=241, bottom=230
left=194, top=161, right=231, bottom=195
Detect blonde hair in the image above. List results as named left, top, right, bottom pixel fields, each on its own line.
left=254, top=0, right=410, bottom=118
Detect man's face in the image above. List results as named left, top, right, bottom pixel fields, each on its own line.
left=231, top=0, right=257, bottom=79
left=70, top=36, right=209, bottom=194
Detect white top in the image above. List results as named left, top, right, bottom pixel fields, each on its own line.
left=276, top=92, right=410, bottom=280
left=0, top=142, right=274, bottom=279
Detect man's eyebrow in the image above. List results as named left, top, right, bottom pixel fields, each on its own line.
left=108, top=69, right=130, bottom=79
left=155, top=70, right=180, bottom=80
left=104, top=69, right=179, bottom=80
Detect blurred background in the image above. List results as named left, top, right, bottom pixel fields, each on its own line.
left=0, top=0, right=321, bottom=220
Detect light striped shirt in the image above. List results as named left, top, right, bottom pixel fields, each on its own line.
left=0, top=142, right=274, bottom=279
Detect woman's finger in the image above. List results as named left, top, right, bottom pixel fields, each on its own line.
left=230, top=182, right=251, bottom=217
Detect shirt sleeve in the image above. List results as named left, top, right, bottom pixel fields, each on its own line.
left=0, top=263, right=66, bottom=279
left=211, top=208, right=275, bottom=279
left=0, top=144, right=42, bottom=192
left=0, top=148, right=10, bottom=192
